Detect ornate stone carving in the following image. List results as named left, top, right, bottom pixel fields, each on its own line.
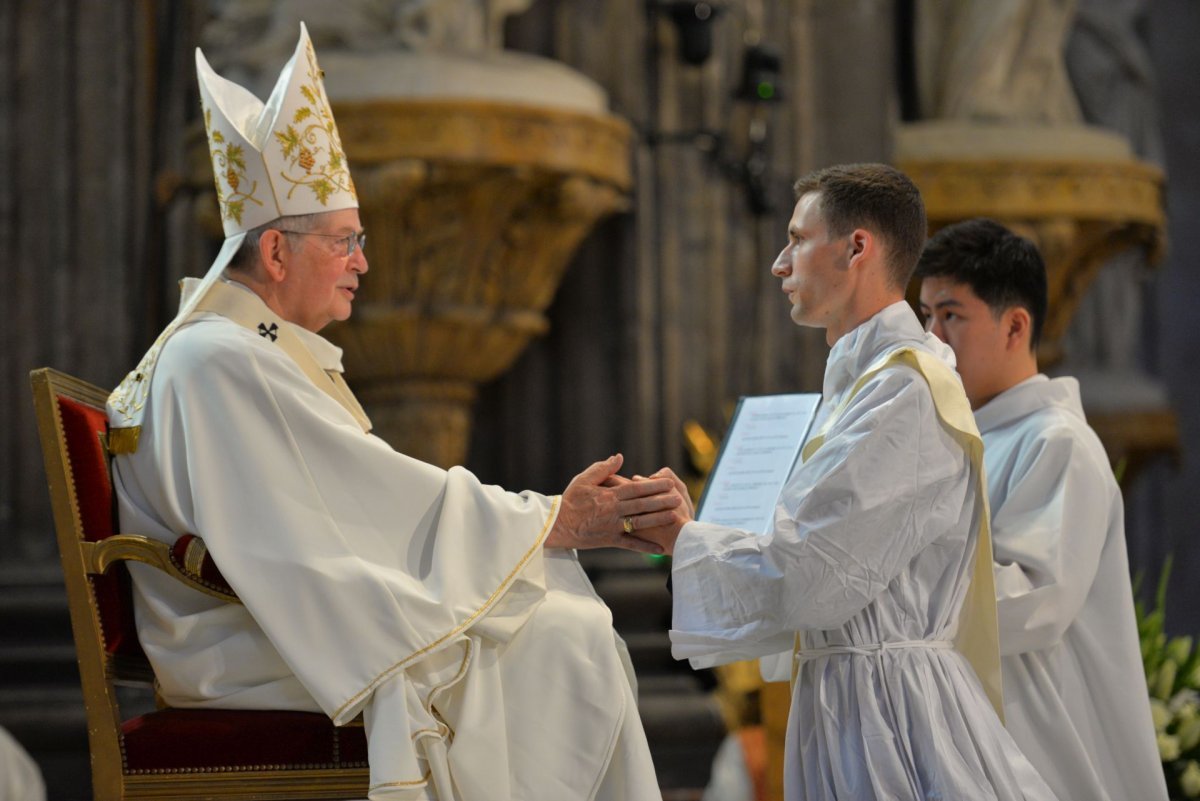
left=1088, top=409, right=1180, bottom=489
left=897, top=148, right=1165, bottom=367
left=326, top=100, right=632, bottom=467
left=335, top=100, right=631, bottom=186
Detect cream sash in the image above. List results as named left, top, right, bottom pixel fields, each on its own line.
left=193, top=280, right=373, bottom=434
left=794, top=347, right=1004, bottom=722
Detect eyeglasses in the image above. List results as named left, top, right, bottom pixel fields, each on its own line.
left=277, top=229, right=366, bottom=257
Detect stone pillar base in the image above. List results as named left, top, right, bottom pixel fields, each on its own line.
left=357, top=379, right=478, bottom=468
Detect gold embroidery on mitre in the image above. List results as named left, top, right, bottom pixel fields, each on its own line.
left=273, top=39, right=356, bottom=206
left=203, top=106, right=264, bottom=227
left=109, top=27, right=357, bottom=435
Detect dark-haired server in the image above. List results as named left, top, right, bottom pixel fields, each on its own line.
left=918, top=218, right=1168, bottom=801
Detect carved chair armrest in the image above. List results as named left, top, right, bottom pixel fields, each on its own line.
left=80, top=534, right=240, bottom=604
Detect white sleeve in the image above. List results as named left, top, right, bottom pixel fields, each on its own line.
left=148, top=324, right=553, bottom=721
left=991, top=426, right=1111, bottom=655
left=670, top=369, right=972, bottom=667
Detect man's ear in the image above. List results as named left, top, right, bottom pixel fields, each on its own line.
left=846, top=228, right=872, bottom=270
left=1004, top=306, right=1032, bottom=352
left=258, top=230, right=289, bottom=284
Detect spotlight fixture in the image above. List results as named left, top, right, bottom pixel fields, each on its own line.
left=656, top=1, right=724, bottom=66
left=644, top=3, right=783, bottom=216
left=734, top=44, right=782, bottom=104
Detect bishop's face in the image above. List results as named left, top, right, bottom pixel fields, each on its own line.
left=277, top=208, right=368, bottom=333
left=771, top=192, right=854, bottom=337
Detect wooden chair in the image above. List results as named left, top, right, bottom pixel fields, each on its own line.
left=30, top=367, right=369, bottom=800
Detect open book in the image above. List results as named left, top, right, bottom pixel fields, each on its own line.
left=695, top=394, right=822, bottom=535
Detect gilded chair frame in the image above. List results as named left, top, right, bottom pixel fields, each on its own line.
left=30, top=367, right=369, bottom=800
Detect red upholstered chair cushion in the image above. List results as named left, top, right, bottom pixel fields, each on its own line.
left=55, top=396, right=115, bottom=541
left=56, top=395, right=143, bottom=659
left=121, top=709, right=368, bottom=772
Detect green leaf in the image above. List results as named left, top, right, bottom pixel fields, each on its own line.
left=1155, top=659, right=1179, bottom=700
left=274, top=126, right=300, bottom=159
left=226, top=200, right=244, bottom=225
left=1169, top=637, right=1194, bottom=667
left=311, top=178, right=333, bottom=204
left=1114, top=455, right=1129, bottom=485
left=300, top=85, right=317, bottom=105
left=225, top=144, right=245, bottom=170
left=294, top=107, right=312, bottom=123
left=1180, top=639, right=1200, bottom=692
left=1159, top=556, right=1175, bottom=613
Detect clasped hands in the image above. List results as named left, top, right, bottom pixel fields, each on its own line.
left=544, top=454, right=694, bottom=555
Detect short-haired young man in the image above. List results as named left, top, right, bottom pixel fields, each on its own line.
left=656, top=166, right=1055, bottom=801
left=918, top=218, right=1167, bottom=801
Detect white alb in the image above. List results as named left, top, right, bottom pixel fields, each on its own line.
left=979, top=374, right=1168, bottom=801
left=670, top=302, right=1056, bottom=801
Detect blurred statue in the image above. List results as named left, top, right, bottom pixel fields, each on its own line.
left=204, top=0, right=533, bottom=54
left=201, top=0, right=603, bottom=111
left=915, top=0, right=1082, bottom=123
left=1059, top=0, right=1164, bottom=390
left=1066, top=0, right=1161, bottom=157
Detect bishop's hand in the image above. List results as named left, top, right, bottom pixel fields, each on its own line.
left=605, top=466, right=693, bottom=555
left=546, top=454, right=681, bottom=554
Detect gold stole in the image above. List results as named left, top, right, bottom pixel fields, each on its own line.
left=189, top=280, right=369, bottom=434
left=108, top=281, right=371, bottom=454
left=795, top=347, right=1004, bottom=722
left=190, top=281, right=373, bottom=434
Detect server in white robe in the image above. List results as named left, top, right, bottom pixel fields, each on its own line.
left=918, top=218, right=1167, bottom=801
left=660, top=165, right=1056, bottom=801
left=106, top=25, right=678, bottom=801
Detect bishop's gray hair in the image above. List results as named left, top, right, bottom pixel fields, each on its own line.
left=227, top=212, right=325, bottom=273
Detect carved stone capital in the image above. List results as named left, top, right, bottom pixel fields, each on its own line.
left=330, top=100, right=633, bottom=466
left=333, top=99, right=633, bottom=189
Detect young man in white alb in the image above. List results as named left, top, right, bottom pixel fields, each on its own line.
left=649, top=165, right=1056, bottom=801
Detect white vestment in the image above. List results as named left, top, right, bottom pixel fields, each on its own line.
left=0, top=726, right=45, bottom=801
left=670, top=302, right=1056, bottom=801
left=110, top=282, right=659, bottom=801
left=979, top=375, right=1167, bottom=801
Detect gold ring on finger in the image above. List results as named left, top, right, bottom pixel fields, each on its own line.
left=622, top=516, right=635, bottom=534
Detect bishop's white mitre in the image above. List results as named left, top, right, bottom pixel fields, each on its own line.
left=108, top=23, right=358, bottom=442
